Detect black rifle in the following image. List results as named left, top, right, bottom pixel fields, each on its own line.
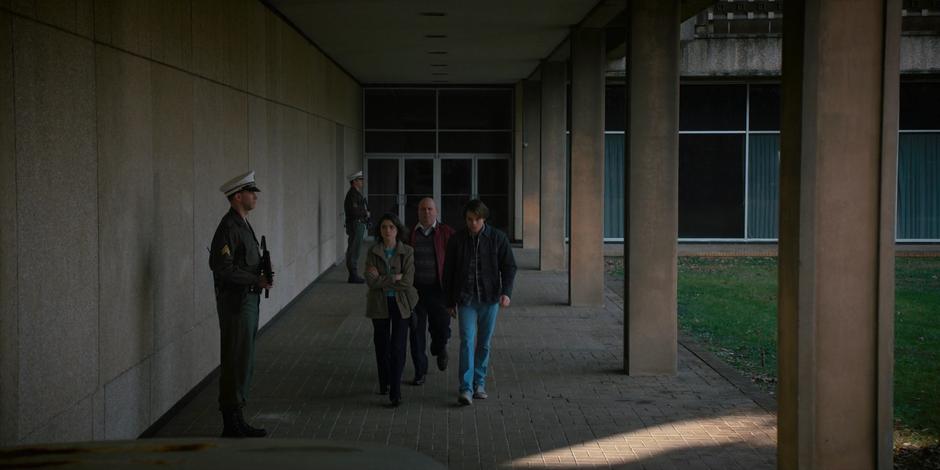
left=260, top=236, right=274, bottom=299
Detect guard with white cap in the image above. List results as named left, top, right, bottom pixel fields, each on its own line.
left=209, top=170, right=271, bottom=438
left=344, top=170, right=370, bottom=283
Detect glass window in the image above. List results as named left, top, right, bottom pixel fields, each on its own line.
left=900, top=81, right=940, bottom=130
left=749, top=84, right=781, bottom=131
left=679, top=134, right=746, bottom=238
left=438, top=89, right=512, bottom=130
left=477, top=159, right=510, bottom=234
left=680, top=84, right=747, bottom=131
left=442, top=159, right=472, bottom=229
left=439, top=131, right=511, bottom=154
left=364, top=131, right=435, bottom=154
left=605, top=84, right=626, bottom=131
left=367, top=159, right=398, bottom=195
left=747, top=134, right=780, bottom=238
left=364, top=89, right=435, bottom=129
left=477, top=159, right=508, bottom=195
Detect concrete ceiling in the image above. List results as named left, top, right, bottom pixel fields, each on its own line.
left=267, top=0, right=606, bottom=84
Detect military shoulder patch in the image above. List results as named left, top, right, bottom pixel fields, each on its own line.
left=221, top=244, right=231, bottom=256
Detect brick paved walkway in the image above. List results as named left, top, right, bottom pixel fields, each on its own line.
left=152, top=249, right=777, bottom=469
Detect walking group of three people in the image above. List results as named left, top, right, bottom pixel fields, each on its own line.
left=346, top=172, right=517, bottom=407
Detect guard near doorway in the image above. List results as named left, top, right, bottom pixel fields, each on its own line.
left=344, top=171, right=370, bottom=283
left=210, top=170, right=272, bottom=438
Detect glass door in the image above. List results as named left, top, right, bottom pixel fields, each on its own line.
left=366, top=158, right=400, bottom=229
left=441, top=158, right=472, bottom=230
left=403, top=158, right=434, bottom=228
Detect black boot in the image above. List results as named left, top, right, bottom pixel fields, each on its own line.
left=348, top=273, right=365, bottom=284
left=236, top=409, right=268, bottom=438
left=220, top=410, right=245, bottom=438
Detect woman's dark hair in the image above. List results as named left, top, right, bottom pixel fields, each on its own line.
left=374, top=212, right=407, bottom=243
left=463, top=199, right=489, bottom=220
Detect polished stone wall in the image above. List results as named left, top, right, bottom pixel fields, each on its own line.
left=0, top=0, right=361, bottom=445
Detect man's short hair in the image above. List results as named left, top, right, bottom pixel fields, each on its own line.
left=463, top=199, right=489, bottom=220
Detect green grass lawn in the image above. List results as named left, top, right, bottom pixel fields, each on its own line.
left=608, top=256, right=940, bottom=450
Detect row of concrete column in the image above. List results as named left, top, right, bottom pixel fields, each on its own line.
left=518, top=0, right=898, bottom=468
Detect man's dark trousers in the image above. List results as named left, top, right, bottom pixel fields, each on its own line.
left=217, top=291, right=260, bottom=410
left=410, top=285, right=451, bottom=378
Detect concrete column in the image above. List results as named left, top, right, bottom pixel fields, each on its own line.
left=513, top=81, right=524, bottom=241
left=569, top=27, right=605, bottom=306
left=522, top=80, right=541, bottom=249
left=625, top=0, right=679, bottom=375
left=778, top=1, right=899, bottom=468
left=539, top=61, right=566, bottom=271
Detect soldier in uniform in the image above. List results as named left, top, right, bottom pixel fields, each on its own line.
left=210, top=170, right=272, bottom=438
left=344, top=171, right=369, bottom=284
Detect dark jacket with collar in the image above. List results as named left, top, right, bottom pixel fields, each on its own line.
left=209, top=207, right=262, bottom=292
left=442, top=224, right=517, bottom=308
left=409, top=221, right=456, bottom=290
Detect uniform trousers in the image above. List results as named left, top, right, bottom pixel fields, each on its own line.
left=217, top=291, right=260, bottom=410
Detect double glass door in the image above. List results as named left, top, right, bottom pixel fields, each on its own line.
left=366, top=156, right=509, bottom=233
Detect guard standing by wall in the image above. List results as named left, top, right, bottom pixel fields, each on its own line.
left=344, top=171, right=369, bottom=283
left=210, top=171, right=272, bottom=438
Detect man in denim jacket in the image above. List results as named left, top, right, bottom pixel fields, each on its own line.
left=442, top=199, right=517, bottom=405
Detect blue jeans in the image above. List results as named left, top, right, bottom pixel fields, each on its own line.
left=457, top=302, right=500, bottom=393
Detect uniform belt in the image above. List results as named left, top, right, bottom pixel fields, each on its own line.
left=221, top=285, right=262, bottom=294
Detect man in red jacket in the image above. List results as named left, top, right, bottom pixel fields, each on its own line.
left=407, top=197, right=456, bottom=384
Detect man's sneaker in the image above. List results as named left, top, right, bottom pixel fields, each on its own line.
left=436, top=350, right=448, bottom=371
left=412, top=375, right=425, bottom=386
left=472, top=386, right=488, bottom=400
left=457, top=390, right=473, bottom=406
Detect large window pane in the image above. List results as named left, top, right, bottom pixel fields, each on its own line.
left=679, top=134, right=746, bottom=238
left=480, top=195, right=509, bottom=234
left=442, top=159, right=472, bottom=194
left=367, top=159, right=399, bottom=195
left=605, top=85, right=626, bottom=131
left=680, top=84, right=747, bottom=131
left=364, top=89, right=435, bottom=129
left=747, top=134, right=780, bottom=238
left=442, top=196, right=470, bottom=230
left=404, top=159, right=433, bottom=194
left=442, top=159, right=472, bottom=229
left=477, top=159, right=508, bottom=195
left=368, top=195, right=399, bottom=229
left=900, top=81, right=940, bottom=130
left=438, top=89, right=512, bottom=130
left=749, top=84, right=781, bottom=131
left=364, top=131, right=435, bottom=153
left=439, top=131, right=511, bottom=153
left=604, top=134, right=625, bottom=238
left=897, top=132, right=940, bottom=239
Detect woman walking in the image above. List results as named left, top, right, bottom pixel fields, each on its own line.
left=365, top=213, right=418, bottom=407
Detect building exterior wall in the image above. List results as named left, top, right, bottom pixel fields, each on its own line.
left=0, top=0, right=361, bottom=445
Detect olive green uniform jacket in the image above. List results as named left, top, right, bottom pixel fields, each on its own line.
left=365, top=241, right=418, bottom=319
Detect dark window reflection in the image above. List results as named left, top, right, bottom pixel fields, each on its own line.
left=438, top=89, right=512, bottom=130
left=364, top=131, right=435, bottom=153
left=748, top=84, right=781, bottom=131
left=605, top=84, right=626, bottom=131
left=900, top=81, right=940, bottom=130
left=367, top=159, right=398, bottom=195
left=680, top=84, right=747, bottom=131
left=364, top=89, right=435, bottom=129
left=439, top=131, right=511, bottom=153
left=679, top=134, right=745, bottom=238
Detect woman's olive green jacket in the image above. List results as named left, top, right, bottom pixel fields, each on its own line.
left=364, top=241, right=419, bottom=319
